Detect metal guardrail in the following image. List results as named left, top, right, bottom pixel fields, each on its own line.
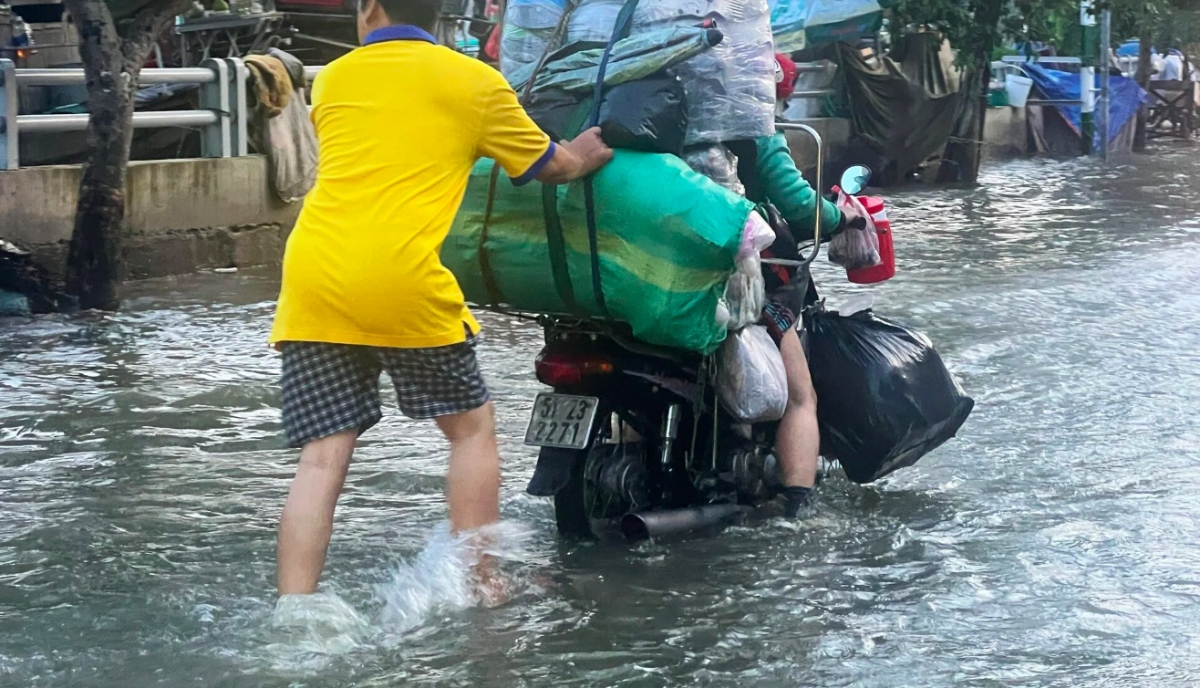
left=0, top=59, right=836, bottom=170
left=0, top=57, right=250, bottom=170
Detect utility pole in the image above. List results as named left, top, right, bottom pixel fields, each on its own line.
left=1080, top=0, right=1096, bottom=156
left=1099, top=7, right=1112, bottom=159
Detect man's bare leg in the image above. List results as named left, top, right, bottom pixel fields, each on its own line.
left=436, top=403, right=505, bottom=604
left=277, top=430, right=357, bottom=596
left=436, top=402, right=501, bottom=533
left=775, top=328, right=820, bottom=511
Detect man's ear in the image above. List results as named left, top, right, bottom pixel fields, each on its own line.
left=360, top=0, right=387, bottom=24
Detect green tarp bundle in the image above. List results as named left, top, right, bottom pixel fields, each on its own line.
left=442, top=150, right=755, bottom=353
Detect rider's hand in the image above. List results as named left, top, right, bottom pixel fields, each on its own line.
left=839, top=205, right=867, bottom=232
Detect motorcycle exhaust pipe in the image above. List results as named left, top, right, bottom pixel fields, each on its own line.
left=619, top=503, right=745, bottom=542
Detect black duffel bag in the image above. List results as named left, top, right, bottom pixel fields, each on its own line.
left=596, top=73, right=688, bottom=156
left=804, top=306, right=974, bottom=483
left=524, top=73, right=689, bottom=157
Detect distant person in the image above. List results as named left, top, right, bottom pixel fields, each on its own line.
left=268, top=0, right=612, bottom=599
left=1160, top=49, right=1184, bottom=81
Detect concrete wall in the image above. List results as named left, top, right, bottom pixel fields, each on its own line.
left=983, top=106, right=1030, bottom=159
left=0, top=124, right=853, bottom=286
left=0, top=156, right=301, bottom=279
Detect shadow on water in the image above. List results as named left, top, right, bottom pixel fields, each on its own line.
left=4, top=144, right=1200, bottom=686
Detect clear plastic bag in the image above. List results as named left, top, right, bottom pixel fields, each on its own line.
left=683, top=144, right=744, bottom=195
left=500, top=25, right=558, bottom=80
left=717, top=325, right=788, bottom=423
left=723, top=253, right=766, bottom=330
left=567, top=0, right=623, bottom=43
left=633, top=0, right=776, bottom=145
left=499, top=0, right=568, bottom=81
left=738, top=210, right=776, bottom=259
left=827, top=192, right=882, bottom=270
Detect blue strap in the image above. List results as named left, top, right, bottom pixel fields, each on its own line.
left=586, top=0, right=640, bottom=127
left=580, top=0, right=640, bottom=317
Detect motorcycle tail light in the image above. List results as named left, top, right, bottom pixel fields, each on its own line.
left=535, top=351, right=614, bottom=386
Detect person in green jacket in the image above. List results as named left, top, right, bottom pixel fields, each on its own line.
left=727, top=132, right=860, bottom=517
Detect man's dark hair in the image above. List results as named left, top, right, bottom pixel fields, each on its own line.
left=360, top=0, right=442, bottom=32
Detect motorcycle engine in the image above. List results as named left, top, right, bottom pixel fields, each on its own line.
left=725, top=444, right=778, bottom=502
left=586, top=444, right=652, bottom=515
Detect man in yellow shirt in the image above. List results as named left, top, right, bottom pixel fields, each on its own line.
left=269, top=0, right=612, bottom=597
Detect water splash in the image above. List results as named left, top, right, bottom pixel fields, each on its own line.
left=263, top=591, right=372, bottom=670
left=377, top=520, right=538, bottom=635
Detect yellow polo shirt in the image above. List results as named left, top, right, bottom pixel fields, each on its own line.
left=269, top=25, right=554, bottom=349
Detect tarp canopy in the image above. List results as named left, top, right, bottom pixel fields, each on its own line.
left=769, top=0, right=883, bottom=53
left=1021, top=63, right=1148, bottom=148
left=837, top=34, right=965, bottom=185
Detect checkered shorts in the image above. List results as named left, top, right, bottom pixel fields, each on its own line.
left=279, top=337, right=490, bottom=448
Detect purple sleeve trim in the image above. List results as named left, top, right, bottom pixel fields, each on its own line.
left=510, top=141, right=557, bottom=187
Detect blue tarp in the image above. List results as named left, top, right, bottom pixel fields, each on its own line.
left=1021, top=63, right=1148, bottom=147
left=769, top=0, right=882, bottom=53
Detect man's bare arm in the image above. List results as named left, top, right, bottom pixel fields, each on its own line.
left=536, top=127, right=614, bottom=184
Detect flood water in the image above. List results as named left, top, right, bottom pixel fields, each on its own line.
left=5, top=147, right=1200, bottom=686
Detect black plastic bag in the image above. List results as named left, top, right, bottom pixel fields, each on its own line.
left=804, top=307, right=974, bottom=484
left=596, top=74, right=688, bottom=156
left=525, top=88, right=587, bottom=142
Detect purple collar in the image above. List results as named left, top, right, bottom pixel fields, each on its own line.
left=363, top=24, right=437, bottom=46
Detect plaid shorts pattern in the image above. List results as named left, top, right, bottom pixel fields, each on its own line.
left=279, top=337, right=490, bottom=448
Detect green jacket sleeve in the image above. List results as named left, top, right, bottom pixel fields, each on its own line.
left=754, top=133, right=842, bottom=239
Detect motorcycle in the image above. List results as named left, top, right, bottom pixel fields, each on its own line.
left=523, top=124, right=876, bottom=541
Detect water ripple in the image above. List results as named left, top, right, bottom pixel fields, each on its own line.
left=5, top=145, right=1200, bottom=686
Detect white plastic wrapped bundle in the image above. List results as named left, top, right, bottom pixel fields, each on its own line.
left=717, top=325, right=789, bottom=423
left=500, top=0, right=569, bottom=81
left=723, top=212, right=774, bottom=330
left=567, top=0, right=623, bottom=43
left=633, top=0, right=776, bottom=144
left=724, top=254, right=766, bottom=330
left=683, top=144, right=744, bottom=196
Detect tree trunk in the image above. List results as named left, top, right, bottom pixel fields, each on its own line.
left=61, top=0, right=190, bottom=311
left=1133, top=31, right=1154, bottom=152
left=62, top=0, right=136, bottom=311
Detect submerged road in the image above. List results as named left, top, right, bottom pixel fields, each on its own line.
left=3, top=148, right=1200, bottom=685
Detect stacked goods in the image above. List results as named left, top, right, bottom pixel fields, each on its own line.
left=501, top=0, right=777, bottom=147
left=631, top=0, right=776, bottom=145
left=443, top=0, right=780, bottom=353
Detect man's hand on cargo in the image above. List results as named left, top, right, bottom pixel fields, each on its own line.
left=536, top=127, right=614, bottom=185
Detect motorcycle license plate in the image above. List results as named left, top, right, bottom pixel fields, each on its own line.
left=524, top=394, right=599, bottom=450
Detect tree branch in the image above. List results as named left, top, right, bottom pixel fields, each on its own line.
left=117, top=0, right=193, bottom=67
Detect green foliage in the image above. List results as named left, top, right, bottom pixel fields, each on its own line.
left=882, top=0, right=1074, bottom=66
left=884, top=0, right=1200, bottom=64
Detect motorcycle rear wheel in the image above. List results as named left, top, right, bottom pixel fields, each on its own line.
left=552, top=443, right=644, bottom=540
left=552, top=447, right=597, bottom=540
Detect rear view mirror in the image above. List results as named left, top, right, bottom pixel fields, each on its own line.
left=839, top=165, right=872, bottom=195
